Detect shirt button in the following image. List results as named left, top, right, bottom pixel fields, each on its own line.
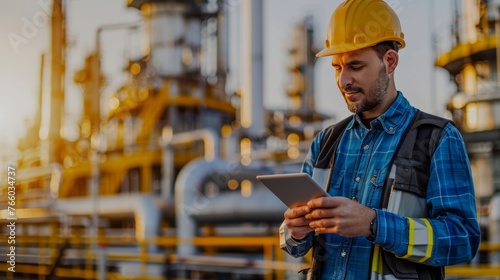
left=363, top=145, right=369, bottom=150
left=370, top=176, right=376, bottom=182
left=389, top=127, right=394, bottom=131
left=341, top=251, right=347, bottom=257
left=351, top=196, right=357, bottom=201
left=355, top=177, right=360, bottom=182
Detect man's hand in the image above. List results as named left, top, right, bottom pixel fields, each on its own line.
left=283, top=205, right=315, bottom=240
left=305, top=196, right=376, bottom=237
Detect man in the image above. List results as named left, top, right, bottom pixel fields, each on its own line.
left=279, top=0, right=481, bottom=279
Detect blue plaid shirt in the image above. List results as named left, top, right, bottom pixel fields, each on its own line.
left=282, top=92, right=480, bottom=279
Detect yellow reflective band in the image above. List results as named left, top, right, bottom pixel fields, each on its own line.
left=370, top=245, right=383, bottom=274
left=417, top=218, right=434, bottom=263
left=403, top=218, right=415, bottom=259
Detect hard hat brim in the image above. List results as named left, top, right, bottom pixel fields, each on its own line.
left=316, top=37, right=406, bottom=58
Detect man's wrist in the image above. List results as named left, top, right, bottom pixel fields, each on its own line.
left=368, top=210, right=377, bottom=241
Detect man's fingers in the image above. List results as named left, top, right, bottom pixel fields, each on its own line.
left=284, top=206, right=311, bottom=219
left=304, top=208, right=334, bottom=219
left=307, top=197, right=335, bottom=208
left=307, top=196, right=344, bottom=208
left=285, top=216, right=312, bottom=228
left=309, top=218, right=335, bottom=229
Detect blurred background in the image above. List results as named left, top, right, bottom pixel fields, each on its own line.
left=0, top=0, right=499, bottom=279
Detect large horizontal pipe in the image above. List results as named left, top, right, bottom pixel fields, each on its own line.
left=55, top=194, right=167, bottom=243
left=175, top=157, right=305, bottom=256
left=189, top=187, right=286, bottom=223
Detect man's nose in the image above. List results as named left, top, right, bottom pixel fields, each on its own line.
left=338, top=69, right=353, bottom=89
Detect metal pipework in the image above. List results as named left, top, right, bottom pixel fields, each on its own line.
left=55, top=194, right=163, bottom=251
left=174, top=158, right=287, bottom=256
left=175, top=158, right=228, bottom=256
left=240, top=0, right=265, bottom=135
left=159, top=127, right=220, bottom=201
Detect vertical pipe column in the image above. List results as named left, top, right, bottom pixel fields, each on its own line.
left=43, top=0, right=65, bottom=164
left=303, top=17, right=315, bottom=112
left=241, top=0, right=264, bottom=136
left=149, top=3, right=185, bottom=76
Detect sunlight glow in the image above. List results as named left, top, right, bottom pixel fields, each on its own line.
left=0, top=75, right=35, bottom=148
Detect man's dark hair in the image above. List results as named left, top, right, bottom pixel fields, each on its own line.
left=372, top=41, right=399, bottom=59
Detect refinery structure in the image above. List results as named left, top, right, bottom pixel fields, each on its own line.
left=0, top=0, right=500, bottom=279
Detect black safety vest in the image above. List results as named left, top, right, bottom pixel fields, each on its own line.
left=308, top=110, right=450, bottom=280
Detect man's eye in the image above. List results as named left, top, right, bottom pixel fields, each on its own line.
left=351, top=66, right=362, bottom=71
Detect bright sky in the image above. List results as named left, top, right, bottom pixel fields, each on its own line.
left=0, top=0, right=455, bottom=151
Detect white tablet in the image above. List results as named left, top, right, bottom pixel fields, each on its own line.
left=256, top=173, right=330, bottom=208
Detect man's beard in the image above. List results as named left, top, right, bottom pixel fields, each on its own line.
left=343, top=65, right=390, bottom=114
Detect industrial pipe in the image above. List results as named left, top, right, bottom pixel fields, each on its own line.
left=174, top=158, right=288, bottom=256
left=159, top=127, right=220, bottom=200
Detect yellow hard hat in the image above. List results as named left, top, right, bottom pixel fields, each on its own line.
left=316, top=0, right=405, bottom=57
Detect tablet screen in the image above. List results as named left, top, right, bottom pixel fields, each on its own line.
left=256, top=173, right=330, bottom=208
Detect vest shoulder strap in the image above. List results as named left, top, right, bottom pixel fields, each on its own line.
left=403, top=110, right=451, bottom=160
left=315, top=115, right=353, bottom=169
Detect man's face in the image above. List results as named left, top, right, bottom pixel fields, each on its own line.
left=332, top=48, right=390, bottom=117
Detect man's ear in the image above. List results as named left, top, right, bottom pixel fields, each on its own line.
left=384, top=50, right=399, bottom=74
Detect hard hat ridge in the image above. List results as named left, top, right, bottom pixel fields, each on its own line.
left=316, top=0, right=405, bottom=57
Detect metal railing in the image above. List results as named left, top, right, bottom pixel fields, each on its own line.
left=1, top=227, right=499, bottom=279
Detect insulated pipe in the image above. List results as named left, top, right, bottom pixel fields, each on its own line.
left=175, top=157, right=289, bottom=256
left=149, top=2, right=186, bottom=75
left=189, top=187, right=285, bottom=223
left=55, top=194, right=163, bottom=251
left=175, top=158, right=230, bottom=256
left=43, top=0, right=65, bottom=165
left=240, top=0, right=264, bottom=135
left=159, top=128, right=220, bottom=200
